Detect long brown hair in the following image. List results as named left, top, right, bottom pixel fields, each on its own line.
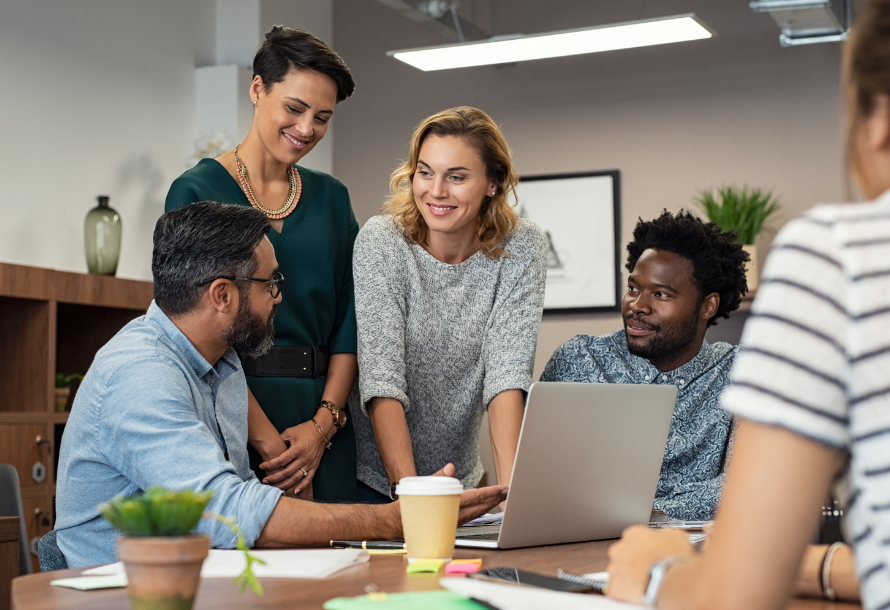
left=382, top=107, right=519, bottom=259
left=844, top=0, right=890, bottom=185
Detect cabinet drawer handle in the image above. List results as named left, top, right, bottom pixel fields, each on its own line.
left=34, top=508, right=50, bottom=527
left=35, top=436, right=52, bottom=455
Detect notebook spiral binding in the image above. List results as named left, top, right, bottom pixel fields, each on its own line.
left=557, top=569, right=609, bottom=594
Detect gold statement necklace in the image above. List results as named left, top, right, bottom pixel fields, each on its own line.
left=233, top=145, right=302, bottom=220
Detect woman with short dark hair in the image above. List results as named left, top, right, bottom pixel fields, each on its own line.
left=165, top=26, right=358, bottom=502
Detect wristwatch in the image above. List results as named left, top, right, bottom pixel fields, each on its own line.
left=389, top=481, right=399, bottom=501
left=644, top=557, right=686, bottom=608
left=319, top=400, right=346, bottom=432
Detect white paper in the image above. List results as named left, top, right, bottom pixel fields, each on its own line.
left=582, top=571, right=610, bottom=581
left=441, top=577, right=639, bottom=609
left=201, top=548, right=369, bottom=579
left=463, top=512, right=504, bottom=527
left=82, top=562, right=125, bottom=576
left=51, top=573, right=128, bottom=590
left=77, top=549, right=369, bottom=581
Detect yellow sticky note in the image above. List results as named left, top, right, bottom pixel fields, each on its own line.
left=406, top=559, right=445, bottom=573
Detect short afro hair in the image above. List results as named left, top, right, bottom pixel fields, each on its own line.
left=625, top=210, right=749, bottom=327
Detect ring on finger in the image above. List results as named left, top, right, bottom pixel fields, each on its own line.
left=300, top=468, right=309, bottom=478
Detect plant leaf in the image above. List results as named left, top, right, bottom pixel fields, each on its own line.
left=205, top=512, right=265, bottom=596
left=693, top=184, right=781, bottom=244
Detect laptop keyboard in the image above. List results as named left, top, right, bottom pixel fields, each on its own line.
left=457, top=531, right=500, bottom=541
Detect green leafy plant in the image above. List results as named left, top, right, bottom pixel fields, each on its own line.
left=693, top=185, right=781, bottom=245
left=55, top=373, right=84, bottom=389
left=205, top=513, right=265, bottom=595
left=99, top=487, right=266, bottom=596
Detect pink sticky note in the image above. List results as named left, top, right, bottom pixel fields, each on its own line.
left=445, top=562, right=480, bottom=574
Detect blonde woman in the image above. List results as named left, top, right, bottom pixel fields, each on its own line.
left=351, top=107, right=548, bottom=503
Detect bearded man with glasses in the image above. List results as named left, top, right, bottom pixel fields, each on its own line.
left=51, top=201, right=505, bottom=569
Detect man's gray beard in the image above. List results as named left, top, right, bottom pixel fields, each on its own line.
left=225, top=299, right=276, bottom=358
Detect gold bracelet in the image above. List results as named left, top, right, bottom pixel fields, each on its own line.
left=311, top=418, right=332, bottom=450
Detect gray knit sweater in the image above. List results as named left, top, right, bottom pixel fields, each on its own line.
left=351, top=215, right=548, bottom=495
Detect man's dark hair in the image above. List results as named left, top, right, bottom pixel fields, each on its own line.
left=152, top=202, right=271, bottom=315
left=254, top=26, right=355, bottom=103
left=625, top=210, right=749, bottom=327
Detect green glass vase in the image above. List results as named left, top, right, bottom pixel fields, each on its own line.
left=84, top=195, right=122, bottom=276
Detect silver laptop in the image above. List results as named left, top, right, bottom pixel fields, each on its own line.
left=456, top=381, right=678, bottom=549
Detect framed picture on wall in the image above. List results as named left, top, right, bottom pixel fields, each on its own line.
left=516, top=170, right=621, bottom=314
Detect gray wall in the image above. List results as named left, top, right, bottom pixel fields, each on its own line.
left=0, top=0, right=215, bottom=280
left=0, top=0, right=331, bottom=281
left=0, top=0, right=847, bottom=365
left=331, top=0, right=845, bottom=378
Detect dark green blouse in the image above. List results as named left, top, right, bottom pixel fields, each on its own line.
left=165, top=159, right=358, bottom=502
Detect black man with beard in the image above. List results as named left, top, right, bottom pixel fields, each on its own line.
left=541, top=210, right=749, bottom=520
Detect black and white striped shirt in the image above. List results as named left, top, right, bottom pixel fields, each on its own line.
left=721, top=192, right=890, bottom=609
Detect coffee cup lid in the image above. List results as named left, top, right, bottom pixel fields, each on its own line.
left=395, top=476, right=463, bottom=496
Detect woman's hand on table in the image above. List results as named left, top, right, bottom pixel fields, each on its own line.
left=259, top=421, right=326, bottom=496
left=606, top=525, right=694, bottom=604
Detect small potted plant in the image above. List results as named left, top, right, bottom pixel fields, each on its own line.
left=694, top=185, right=781, bottom=292
left=100, top=487, right=264, bottom=610
left=54, top=373, right=84, bottom=412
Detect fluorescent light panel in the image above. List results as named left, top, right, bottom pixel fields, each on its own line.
left=388, top=14, right=714, bottom=71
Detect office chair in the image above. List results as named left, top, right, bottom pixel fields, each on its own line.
left=0, top=463, right=32, bottom=575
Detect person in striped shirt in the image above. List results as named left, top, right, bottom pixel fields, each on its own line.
left=605, top=1, right=890, bottom=608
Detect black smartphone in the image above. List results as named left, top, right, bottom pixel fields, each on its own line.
left=468, top=567, right=594, bottom=593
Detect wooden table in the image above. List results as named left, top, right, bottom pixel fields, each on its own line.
left=1, top=516, right=21, bottom=610
left=12, top=541, right=861, bottom=609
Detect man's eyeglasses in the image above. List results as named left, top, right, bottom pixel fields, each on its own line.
left=194, top=271, right=284, bottom=299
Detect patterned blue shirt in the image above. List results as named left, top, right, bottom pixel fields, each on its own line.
left=540, top=330, right=739, bottom=520
left=55, top=301, right=283, bottom=568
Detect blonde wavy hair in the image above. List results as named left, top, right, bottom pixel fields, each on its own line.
left=382, top=106, right=519, bottom=259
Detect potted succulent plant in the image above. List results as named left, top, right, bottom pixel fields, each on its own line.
left=99, top=487, right=264, bottom=610
left=694, top=185, right=781, bottom=291
left=54, top=373, right=84, bottom=412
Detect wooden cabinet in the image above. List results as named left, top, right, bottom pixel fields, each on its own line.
left=0, top=516, right=20, bottom=610
left=0, top=263, right=152, bottom=572
left=0, top=425, right=48, bottom=489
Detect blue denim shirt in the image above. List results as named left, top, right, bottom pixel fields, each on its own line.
left=541, top=331, right=739, bottom=520
left=55, top=301, right=283, bottom=568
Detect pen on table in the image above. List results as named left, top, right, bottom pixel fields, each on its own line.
left=331, top=540, right=407, bottom=550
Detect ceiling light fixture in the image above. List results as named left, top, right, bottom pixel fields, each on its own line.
left=387, top=14, right=715, bottom=71
left=749, top=0, right=850, bottom=46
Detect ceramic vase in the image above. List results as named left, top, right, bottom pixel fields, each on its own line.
left=117, top=534, right=209, bottom=610
left=84, top=195, right=122, bottom=276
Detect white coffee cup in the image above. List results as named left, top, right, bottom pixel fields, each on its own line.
left=396, top=476, right=463, bottom=562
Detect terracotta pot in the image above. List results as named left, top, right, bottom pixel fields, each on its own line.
left=117, top=535, right=209, bottom=610
left=54, top=387, right=70, bottom=413
left=742, top=244, right=759, bottom=293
